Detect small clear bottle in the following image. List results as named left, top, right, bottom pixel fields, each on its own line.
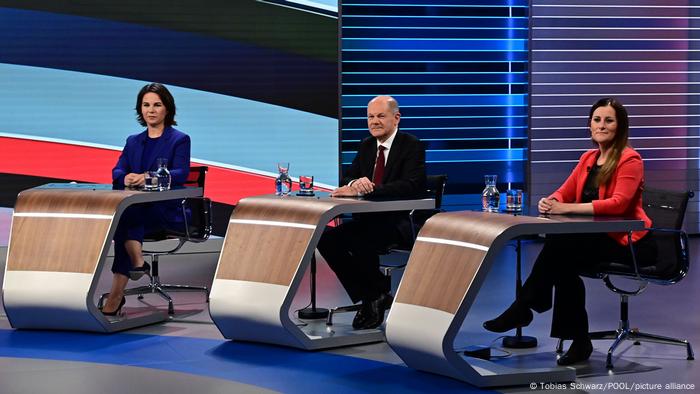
left=275, top=162, right=292, bottom=196
left=481, top=174, right=500, bottom=212
left=156, top=158, right=171, bottom=191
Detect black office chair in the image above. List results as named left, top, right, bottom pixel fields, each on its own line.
left=100, top=166, right=213, bottom=315
left=557, top=187, right=695, bottom=369
left=326, top=174, right=448, bottom=326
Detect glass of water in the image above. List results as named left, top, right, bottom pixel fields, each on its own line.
left=506, top=189, right=523, bottom=212
left=297, top=175, right=314, bottom=196
left=143, top=171, right=158, bottom=191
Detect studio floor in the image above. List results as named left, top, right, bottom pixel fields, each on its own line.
left=0, top=207, right=698, bottom=393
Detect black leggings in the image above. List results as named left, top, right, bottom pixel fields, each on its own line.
left=519, top=232, right=657, bottom=339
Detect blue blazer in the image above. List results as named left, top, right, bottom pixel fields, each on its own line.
left=112, top=127, right=191, bottom=224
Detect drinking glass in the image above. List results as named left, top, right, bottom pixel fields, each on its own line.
left=298, top=175, right=314, bottom=196
left=506, top=189, right=523, bottom=211
left=143, top=171, right=158, bottom=191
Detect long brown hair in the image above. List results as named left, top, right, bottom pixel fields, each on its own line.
left=588, top=97, right=629, bottom=186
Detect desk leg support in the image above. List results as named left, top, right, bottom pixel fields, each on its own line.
left=297, top=253, right=329, bottom=320
left=502, top=239, right=537, bottom=349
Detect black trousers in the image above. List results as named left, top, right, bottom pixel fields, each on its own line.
left=317, top=217, right=405, bottom=303
left=112, top=203, right=185, bottom=276
left=520, top=232, right=657, bottom=340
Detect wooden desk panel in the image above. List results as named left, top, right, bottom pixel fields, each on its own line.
left=7, top=216, right=112, bottom=273
left=218, top=223, right=314, bottom=285
left=216, top=196, right=340, bottom=285
left=396, top=242, right=485, bottom=314
left=7, top=189, right=138, bottom=274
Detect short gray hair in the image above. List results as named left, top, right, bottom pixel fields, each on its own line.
left=369, top=95, right=400, bottom=114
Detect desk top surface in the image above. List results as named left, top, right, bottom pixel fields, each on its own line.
left=23, top=183, right=202, bottom=203
left=242, top=192, right=435, bottom=212
left=425, top=210, right=646, bottom=237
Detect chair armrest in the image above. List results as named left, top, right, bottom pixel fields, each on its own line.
left=605, top=226, right=690, bottom=295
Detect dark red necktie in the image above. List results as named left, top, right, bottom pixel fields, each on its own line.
left=373, top=145, right=386, bottom=186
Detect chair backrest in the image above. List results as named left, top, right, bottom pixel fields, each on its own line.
left=410, top=174, right=448, bottom=230
left=426, top=174, right=448, bottom=210
left=379, top=175, right=448, bottom=255
left=143, top=166, right=211, bottom=244
left=184, top=197, right=212, bottom=241
left=185, top=166, right=208, bottom=192
left=643, top=187, right=689, bottom=230
left=641, top=187, right=692, bottom=280
left=175, top=166, right=211, bottom=241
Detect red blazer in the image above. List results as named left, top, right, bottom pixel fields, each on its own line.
left=549, top=147, right=651, bottom=245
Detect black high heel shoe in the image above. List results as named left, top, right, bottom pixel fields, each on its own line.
left=483, top=302, right=533, bottom=333
left=101, top=297, right=126, bottom=316
left=129, top=262, right=151, bottom=280
left=557, top=339, right=593, bottom=366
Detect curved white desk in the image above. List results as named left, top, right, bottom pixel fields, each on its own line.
left=2, top=183, right=202, bottom=332
left=386, top=211, right=644, bottom=387
left=209, top=192, right=434, bottom=350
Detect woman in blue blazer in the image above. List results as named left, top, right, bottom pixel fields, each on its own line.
left=101, top=83, right=191, bottom=316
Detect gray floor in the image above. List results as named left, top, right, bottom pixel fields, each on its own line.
left=0, top=207, right=698, bottom=393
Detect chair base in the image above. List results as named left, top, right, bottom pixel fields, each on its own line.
left=556, top=328, right=694, bottom=369
left=99, top=275, right=209, bottom=315
left=591, top=328, right=694, bottom=369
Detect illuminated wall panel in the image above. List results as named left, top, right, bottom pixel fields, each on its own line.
left=530, top=0, right=700, bottom=232
left=341, top=1, right=529, bottom=209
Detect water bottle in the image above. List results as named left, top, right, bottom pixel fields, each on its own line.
left=156, top=158, right=171, bottom=191
left=481, top=174, right=500, bottom=212
left=275, top=162, right=292, bottom=196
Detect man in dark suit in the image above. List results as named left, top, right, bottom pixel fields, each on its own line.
left=317, top=95, right=426, bottom=330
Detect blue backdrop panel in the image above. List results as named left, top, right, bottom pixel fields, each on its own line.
left=340, top=1, right=529, bottom=210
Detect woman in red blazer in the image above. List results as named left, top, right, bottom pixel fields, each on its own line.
left=483, top=98, right=657, bottom=366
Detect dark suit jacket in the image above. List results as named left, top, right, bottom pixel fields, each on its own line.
left=343, top=131, right=426, bottom=199
left=112, top=126, right=191, bottom=223
left=344, top=131, right=426, bottom=242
